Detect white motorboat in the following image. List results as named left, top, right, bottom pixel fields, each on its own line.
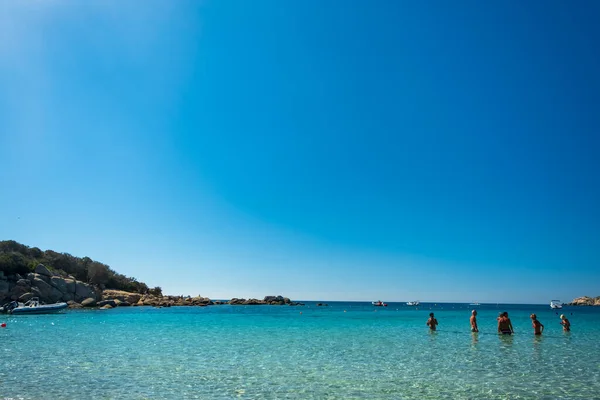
left=2, top=298, right=68, bottom=315
left=550, top=300, right=563, bottom=309
left=406, top=300, right=420, bottom=306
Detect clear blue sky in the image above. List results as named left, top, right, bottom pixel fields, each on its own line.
left=1, top=1, right=599, bottom=303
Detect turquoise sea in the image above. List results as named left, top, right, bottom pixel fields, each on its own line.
left=1, top=302, right=599, bottom=399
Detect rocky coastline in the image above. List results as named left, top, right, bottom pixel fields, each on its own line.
left=567, top=296, right=600, bottom=306
left=1, top=264, right=303, bottom=310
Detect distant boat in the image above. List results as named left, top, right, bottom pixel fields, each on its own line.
left=550, top=300, right=563, bottom=309
left=2, top=298, right=68, bottom=315
left=469, top=302, right=480, bottom=306
left=372, top=301, right=387, bottom=307
left=406, top=300, right=420, bottom=306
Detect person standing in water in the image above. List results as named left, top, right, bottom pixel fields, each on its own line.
left=470, top=310, right=479, bottom=332
left=530, top=314, right=544, bottom=335
left=497, top=312, right=514, bottom=335
left=427, top=313, right=438, bottom=331
left=560, top=314, right=571, bottom=331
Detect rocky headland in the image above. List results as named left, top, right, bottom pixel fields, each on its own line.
left=567, top=296, right=600, bottom=306
left=0, top=264, right=99, bottom=306
left=1, top=264, right=302, bottom=310
left=1, top=240, right=305, bottom=311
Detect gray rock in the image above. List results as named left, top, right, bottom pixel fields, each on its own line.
left=31, top=277, right=63, bottom=303
left=18, top=292, right=34, bottom=302
left=16, top=279, right=30, bottom=287
left=50, top=276, right=68, bottom=293
left=31, top=277, right=53, bottom=297
left=65, top=279, right=76, bottom=295
left=35, top=264, right=53, bottom=277
left=9, top=285, right=30, bottom=300
left=30, top=273, right=50, bottom=285
left=97, top=300, right=117, bottom=308
left=31, top=286, right=43, bottom=297
left=75, top=282, right=96, bottom=301
left=81, top=298, right=97, bottom=307
left=61, top=292, right=74, bottom=302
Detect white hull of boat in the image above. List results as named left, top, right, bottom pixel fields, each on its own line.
left=550, top=300, right=563, bottom=309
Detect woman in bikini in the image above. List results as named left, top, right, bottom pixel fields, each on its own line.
left=497, top=312, right=514, bottom=335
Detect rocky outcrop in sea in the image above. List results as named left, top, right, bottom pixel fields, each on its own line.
left=228, top=295, right=303, bottom=306
left=568, top=296, right=600, bottom=306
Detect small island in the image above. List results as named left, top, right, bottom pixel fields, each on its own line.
left=567, top=296, right=600, bottom=306
left=0, top=240, right=303, bottom=310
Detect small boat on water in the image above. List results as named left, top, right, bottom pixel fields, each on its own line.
left=2, top=297, right=68, bottom=315
left=406, top=300, right=420, bottom=306
left=550, top=300, right=563, bottom=309
left=372, top=300, right=387, bottom=307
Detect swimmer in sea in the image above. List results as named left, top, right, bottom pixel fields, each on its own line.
left=530, top=314, right=544, bottom=335
left=470, top=310, right=478, bottom=332
left=497, top=312, right=514, bottom=335
left=427, top=313, right=438, bottom=331
left=560, top=314, right=571, bottom=331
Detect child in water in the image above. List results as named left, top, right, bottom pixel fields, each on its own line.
left=530, top=314, right=544, bottom=335
left=560, top=314, right=571, bottom=331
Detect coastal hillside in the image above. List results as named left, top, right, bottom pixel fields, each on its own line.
left=0, top=240, right=156, bottom=304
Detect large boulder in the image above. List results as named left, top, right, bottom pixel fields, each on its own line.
left=18, top=292, right=34, bottom=302
left=67, top=301, right=83, bottom=309
left=61, top=292, right=75, bottom=302
left=9, top=284, right=31, bottom=301
left=65, top=279, right=77, bottom=295
left=74, top=282, right=97, bottom=302
left=30, top=287, right=43, bottom=299
left=81, top=298, right=97, bottom=307
left=97, top=299, right=118, bottom=308
left=16, top=279, right=30, bottom=287
left=49, top=276, right=69, bottom=294
left=102, top=290, right=141, bottom=304
left=229, top=298, right=265, bottom=305
left=31, top=277, right=63, bottom=303
left=35, top=264, right=53, bottom=277
left=28, top=272, right=50, bottom=285
left=264, top=295, right=291, bottom=305
left=189, top=296, right=211, bottom=306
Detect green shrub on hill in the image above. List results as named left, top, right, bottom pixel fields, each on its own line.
left=0, top=240, right=149, bottom=293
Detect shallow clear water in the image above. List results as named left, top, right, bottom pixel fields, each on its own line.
left=1, top=302, right=599, bottom=399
